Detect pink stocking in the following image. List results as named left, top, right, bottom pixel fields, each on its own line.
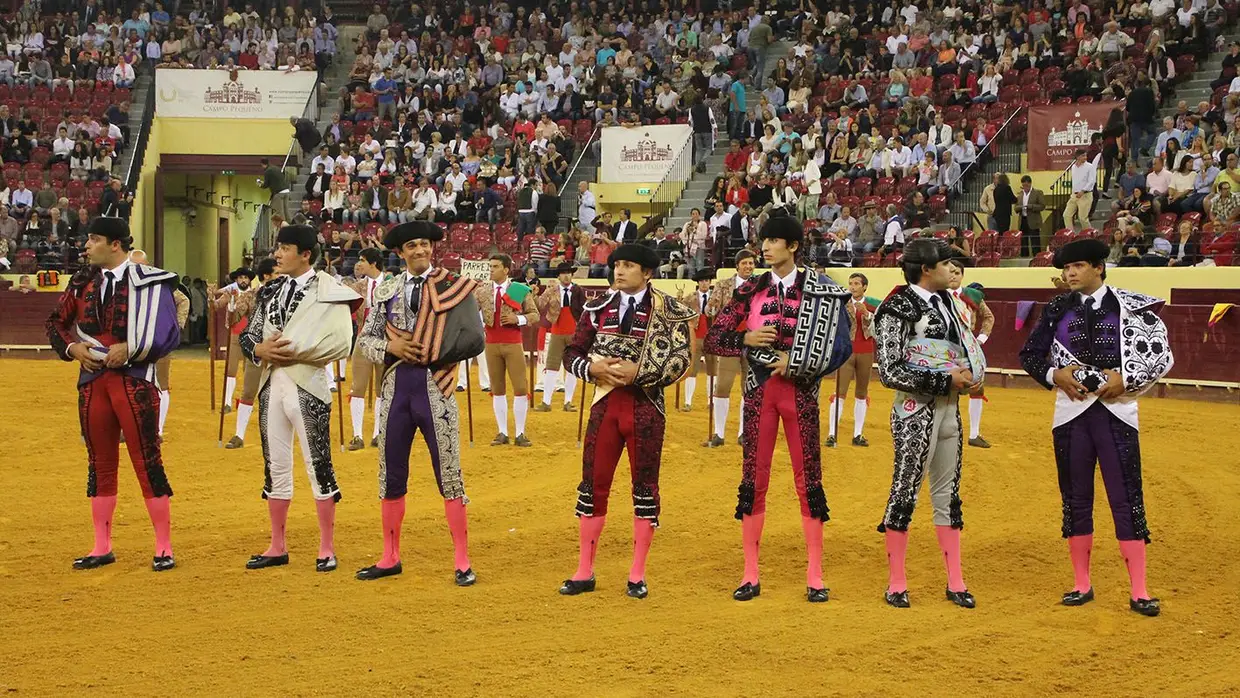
left=264, top=498, right=291, bottom=557
left=885, top=529, right=909, bottom=593
left=741, top=513, right=765, bottom=585
left=936, top=525, right=967, bottom=593
left=444, top=497, right=471, bottom=572
left=144, top=496, right=173, bottom=558
left=90, top=495, right=117, bottom=556
left=629, top=518, right=655, bottom=583
left=802, top=516, right=824, bottom=589
left=379, top=497, right=406, bottom=568
left=315, top=498, right=336, bottom=560
left=1068, top=534, right=1093, bottom=593
left=573, top=515, right=606, bottom=581
left=1118, top=539, right=1150, bottom=600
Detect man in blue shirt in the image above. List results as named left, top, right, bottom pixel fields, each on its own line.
left=1153, top=117, right=1183, bottom=158
left=596, top=42, right=617, bottom=67
left=121, top=9, right=150, bottom=40
left=374, top=68, right=397, bottom=122
left=728, top=79, right=747, bottom=140
left=1116, top=162, right=1147, bottom=199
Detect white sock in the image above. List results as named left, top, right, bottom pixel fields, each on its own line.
left=158, top=390, right=170, bottom=435
left=326, top=362, right=336, bottom=383
left=853, top=398, right=868, bottom=438
left=372, top=398, right=384, bottom=438
left=713, top=397, right=729, bottom=439
left=563, top=373, right=578, bottom=403
left=223, top=376, right=236, bottom=407
left=235, top=402, right=254, bottom=440
left=828, top=396, right=840, bottom=438
left=492, top=395, right=509, bottom=436
left=457, top=361, right=469, bottom=389
left=513, top=395, right=529, bottom=435
left=969, top=397, right=983, bottom=439
left=684, top=377, right=697, bottom=407
left=477, top=353, right=490, bottom=390
left=737, top=403, right=745, bottom=438
left=542, top=370, right=558, bottom=406
left=350, top=396, right=365, bottom=439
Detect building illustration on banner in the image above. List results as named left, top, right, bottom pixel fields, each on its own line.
left=203, top=74, right=262, bottom=105
left=1046, top=112, right=1097, bottom=147
left=619, top=136, right=675, bottom=163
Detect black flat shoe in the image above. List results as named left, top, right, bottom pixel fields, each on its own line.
left=370, top=436, right=379, bottom=448
left=626, top=580, right=648, bottom=599
left=245, top=553, right=289, bottom=570
left=824, top=435, right=837, bottom=447
left=355, top=562, right=402, bottom=580
left=72, top=552, right=116, bottom=569
left=316, top=556, right=338, bottom=572
left=1130, top=597, right=1161, bottom=617
left=1062, top=588, right=1095, bottom=606
left=733, top=582, right=761, bottom=601
left=702, top=435, right=724, bottom=448
left=946, top=589, right=976, bottom=608
left=807, top=586, right=829, bottom=603
left=885, top=590, right=910, bottom=608
left=455, top=568, right=476, bottom=586
left=559, top=576, right=596, bottom=595
left=852, top=436, right=869, bottom=447
left=152, top=555, right=176, bottom=572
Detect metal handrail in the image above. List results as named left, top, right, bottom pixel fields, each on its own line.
left=121, top=75, right=156, bottom=197
left=646, top=130, right=695, bottom=225
left=561, top=124, right=602, bottom=229
left=944, top=105, right=1026, bottom=232
left=282, top=82, right=321, bottom=174
left=253, top=203, right=272, bottom=256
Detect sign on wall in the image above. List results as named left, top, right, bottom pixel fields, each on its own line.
left=600, top=124, right=693, bottom=183
left=1026, top=102, right=1123, bottom=171
left=155, top=69, right=318, bottom=119
left=460, top=259, right=490, bottom=282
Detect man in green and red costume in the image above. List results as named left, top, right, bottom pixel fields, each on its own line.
left=475, top=254, right=539, bottom=446
left=826, top=272, right=882, bottom=448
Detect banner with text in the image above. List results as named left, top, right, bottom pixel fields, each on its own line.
left=155, top=69, right=318, bottom=119
left=1026, top=102, right=1123, bottom=171
left=460, top=259, right=491, bottom=283
left=600, top=124, right=693, bottom=183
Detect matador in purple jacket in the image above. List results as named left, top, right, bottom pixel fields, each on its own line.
left=46, top=217, right=182, bottom=572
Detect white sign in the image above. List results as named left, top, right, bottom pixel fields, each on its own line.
left=600, top=124, right=693, bottom=182
left=460, top=259, right=490, bottom=282
left=155, top=69, right=318, bottom=119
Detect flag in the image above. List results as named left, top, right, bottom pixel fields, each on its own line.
left=1015, top=301, right=1037, bottom=331
left=1205, top=303, right=1235, bottom=342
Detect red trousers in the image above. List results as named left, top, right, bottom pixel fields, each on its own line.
left=79, top=372, right=172, bottom=499
left=745, top=375, right=819, bottom=517
left=575, top=387, right=664, bottom=523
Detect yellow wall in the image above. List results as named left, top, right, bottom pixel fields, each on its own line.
left=156, top=172, right=264, bottom=282
left=592, top=181, right=685, bottom=222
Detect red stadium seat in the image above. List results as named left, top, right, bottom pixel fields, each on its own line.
left=1029, top=251, right=1055, bottom=267
left=975, top=252, right=1001, bottom=267
left=998, top=230, right=1023, bottom=258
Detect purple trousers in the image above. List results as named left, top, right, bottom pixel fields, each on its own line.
left=1051, top=402, right=1150, bottom=542
left=378, top=365, right=466, bottom=502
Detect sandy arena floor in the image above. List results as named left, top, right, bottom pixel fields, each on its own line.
left=2, top=356, right=1238, bottom=696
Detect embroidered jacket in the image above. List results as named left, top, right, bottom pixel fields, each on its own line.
left=46, top=263, right=181, bottom=387
left=703, top=268, right=852, bottom=395
left=563, top=284, right=697, bottom=415
left=1019, top=286, right=1173, bottom=429
left=358, top=268, right=485, bottom=397
left=874, top=285, right=986, bottom=413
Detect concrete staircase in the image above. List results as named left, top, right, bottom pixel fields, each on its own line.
left=659, top=41, right=793, bottom=237
left=288, top=26, right=362, bottom=196
left=114, top=73, right=152, bottom=184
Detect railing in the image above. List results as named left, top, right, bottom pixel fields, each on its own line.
left=1048, top=153, right=1106, bottom=223
left=281, top=82, right=321, bottom=174
left=252, top=203, right=273, bottom=257
left=107, top=75, right=156, bottom=218
left=646, top=130, right=695, bottom=226
left=945, top=105, right=1026, bottom=232
left=560, top=124, right=602, bottom=229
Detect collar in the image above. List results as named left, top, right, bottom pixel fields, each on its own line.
left=290, top=268, right=315, bottom=289
left=404, top=266, right=434, bottom=283
left=774, top=267, right=798, bottom=292
left=493, top=279, right=508, bottom=292
left=910, top=283, right=940, bottom=304
left=103, top=257, right=130, bottom=280
left=1078, top=283, right=1109, bottom=307
left=619, top=286, right=648, bottom=308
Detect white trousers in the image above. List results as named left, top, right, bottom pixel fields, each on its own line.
left=260, top=370, right=341, bottom=501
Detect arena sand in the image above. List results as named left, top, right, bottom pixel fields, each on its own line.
left=2, top=356, right=1238, bottom=697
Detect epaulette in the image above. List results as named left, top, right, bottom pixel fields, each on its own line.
left=374, top=275, right=403, bottom=302
left=255, top=277, right=286, bottom=303
left=67, top=265, right=98, bottom=292
left=655, top=289, right=698, bottom=323
left=1043, top=292, right=1075, bottom=321
left=875, top=286, right=919, bottom=323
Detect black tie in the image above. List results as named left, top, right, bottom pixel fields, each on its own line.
left=563, top=287, right=570, bottom=309
left=408, top=276, right=425, bottom=314
left=1082, top=295, right=1095, bottom=348
left=619, top=297, right=637, bottom=335
left=101, top=271, right=115, bottom=306
left=701, top=292, right=707, bottom=310
left=931, top=296, right=960, bottom=344
left=282, top=282, right=296, bottom=316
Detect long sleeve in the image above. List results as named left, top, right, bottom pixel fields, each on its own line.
left=703, top=290, right=748, bottom=357
left=238, top=294, right=267, bottom=366
left=976, top=299, right=994, bottom=336
left=1123, top=308, right=1174, bottom=395
left=173, top=290, right=190, bottom=329
left=564, top=308, right=599, bottom=381
left=45, top=284, right=80, bottom=361
left=1018, top=305, right=1057, bottom=391
left=874, top=311, right=952, bottom=396
left=518, top=293, right=539, bottom=326
left=357, top=295, right=389, bottom=365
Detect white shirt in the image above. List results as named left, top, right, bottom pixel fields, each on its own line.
left=403, top=267, right=433, bottom=308
left=909, top=282, right=950, bottom=326
left=709, top=212, right=731, bottom=239
left=883, top=218, right=905, bottom=246
left=1071, top=160, right=1098, bottom=193
left=773, top=267, right=798, bottom=294
left=1042, top=284, right=1110, bottom=385
left=102, top=258, right=131, bottom=299
left=53, top=136, right=74, bottom=156
left=578, top=190, right=597, bottom=227
left=311, top=155, right=336, bottom=172
left=655, top=89, right=680, bottom=111
left=617, top=286, right=648, bottom=327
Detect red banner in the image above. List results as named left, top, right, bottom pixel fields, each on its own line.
left=1026, top=102, right=1123, bottom=171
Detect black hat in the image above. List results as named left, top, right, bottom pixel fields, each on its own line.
left=1053, top=238, right=1110, bottom=269
left=383, top=221, right=444, bottom=249
left=757, top=212, right=803, bottom=244
left=275, top=224, right=318, bottom=253
left=230, top=267, right=255, bottom=281
left=902, top=238, right=954, bottom=268
left=607, top=243, right=661, bottom=271
left=693, top=267, right=716, bottom=282
left=87, top=216, right=131, bottom=245
left=553, top=261, right=577, bottom=275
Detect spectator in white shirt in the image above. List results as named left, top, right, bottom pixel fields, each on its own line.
left=655, top=82, right=680, bottom=116
left=436, top=181, right=459, bottom=221
left=881, top=204, right=905, bottom=252
left=411, top=178, right=438, bottom=220
left=1175, top=0, right=1197, bottom=26
left=948, top=132, right=977, bottom=169
left=973, top=64, right=1001, bottom=103
left=52, top=128, right=74, bottom=161
left=1064, top=149, right=1098, bottom=230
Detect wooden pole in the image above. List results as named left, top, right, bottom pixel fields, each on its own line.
left=216, top=331, right=230, bottom=447
left=465, top=358, right=475, bottom=447
left=528, top=349, right=536, bottom=403
left=831, top=369, right=842, bottom=442
left=336, top=361, right=346, bottom=452
left=208, top=307, right=216, bottom=411
left=707, top=374, right=715, bottom=442
left=576, top=376, right=590, bottom=448
left=675, top=380, right=681, bottom=411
